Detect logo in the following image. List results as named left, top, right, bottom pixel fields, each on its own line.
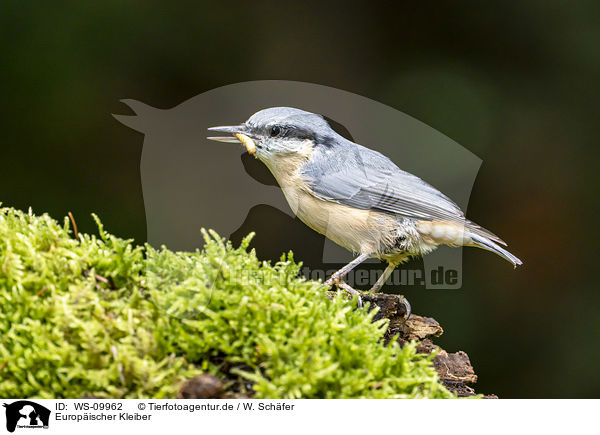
left=3, top=401, right=50, bottom=433
left=114, top=80, right=482, bottom=293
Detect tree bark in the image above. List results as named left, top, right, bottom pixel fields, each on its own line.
left=361, top=292, right=495, bottom=398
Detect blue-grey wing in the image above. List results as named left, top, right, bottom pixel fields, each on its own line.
left=301, top=142, right=504, bottom=244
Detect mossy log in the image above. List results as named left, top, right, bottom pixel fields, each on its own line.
left=178, top=291, right=493, bottom=399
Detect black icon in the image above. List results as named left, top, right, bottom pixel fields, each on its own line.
left=3, top=401, right=50, bottom=433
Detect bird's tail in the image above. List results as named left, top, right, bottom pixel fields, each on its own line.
left=469, top=233, right=522, bottom=268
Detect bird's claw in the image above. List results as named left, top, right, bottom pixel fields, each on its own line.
left=326, top=276, right=363, bottom=308
left=398, top=295, right=411, bottom=320
left=325, top=276, right=409, bottom=318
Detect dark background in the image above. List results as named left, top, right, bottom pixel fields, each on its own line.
left=2, top=1, right=598, bottom=398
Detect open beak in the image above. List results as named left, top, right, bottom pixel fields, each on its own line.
left=207, top=125, right=257, bottom=154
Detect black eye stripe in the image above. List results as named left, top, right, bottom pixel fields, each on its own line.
left=266, top=125, right=320, bottom=142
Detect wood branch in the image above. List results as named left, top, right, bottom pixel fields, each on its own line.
left=361, top=292, right=495, bottom=398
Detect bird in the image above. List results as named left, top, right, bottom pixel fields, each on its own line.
left=208, top=107, right=522, bottom=317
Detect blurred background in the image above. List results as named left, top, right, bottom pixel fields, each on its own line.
left=1, top=1, right=598, bottom=398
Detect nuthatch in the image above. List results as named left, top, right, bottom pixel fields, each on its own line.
left=208, top=107, right=522, bottom=315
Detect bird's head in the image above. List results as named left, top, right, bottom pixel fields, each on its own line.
left=208, top=107, right=337, bottom=165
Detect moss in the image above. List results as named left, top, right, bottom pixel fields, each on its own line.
left=0, top=206, right=453, bottom=399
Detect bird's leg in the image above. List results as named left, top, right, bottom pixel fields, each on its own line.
left=325, top=252, right=371, bottom=307
left=369, top=261, right=411, bottom=320
left=369, top=262, right=397, bottom=293
left=325, top=252, right=371, bottom=287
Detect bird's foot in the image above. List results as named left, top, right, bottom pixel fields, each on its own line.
left=325, top=276, right=363, bottom=308
left=396, top=295, right=411, bottom=320
left=337, top=281, right=364, bottom=308
left=367, top=283, right=411, bottom=320
left=324, top=277, right=334, bottom=287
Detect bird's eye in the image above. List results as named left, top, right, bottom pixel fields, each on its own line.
left=269, top=125, right=282, bottom=137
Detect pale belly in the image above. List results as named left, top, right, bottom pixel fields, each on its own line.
left=279, top=183, right=426, bottom=259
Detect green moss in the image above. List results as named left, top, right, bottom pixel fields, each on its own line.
left=0, top=206, right=453, bottom=398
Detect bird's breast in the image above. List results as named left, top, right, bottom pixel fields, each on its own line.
left=276, top=175, right=400, bottom=254
left=262, top=153, right=425, bottom=257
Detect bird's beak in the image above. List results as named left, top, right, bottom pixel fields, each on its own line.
left=207, top=125, right=257, bottom=154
